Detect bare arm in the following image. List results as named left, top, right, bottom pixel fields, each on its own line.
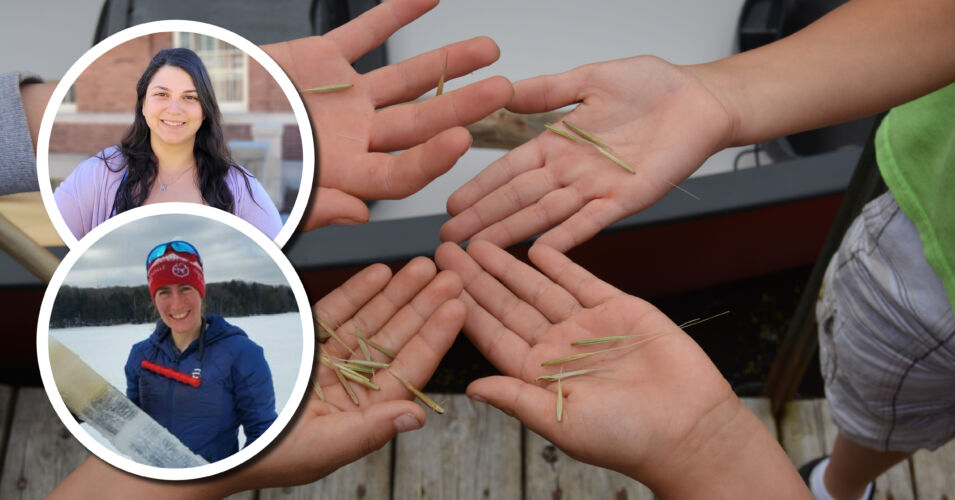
left=442, top=0, right=955, bottom=251
left=692, top=0, right=955, bottom=147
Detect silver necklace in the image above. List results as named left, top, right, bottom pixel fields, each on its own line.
left=158, top=164, right=195, bottom=191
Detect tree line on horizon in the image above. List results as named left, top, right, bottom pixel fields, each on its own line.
left=50, top=280, right=298, bottom=328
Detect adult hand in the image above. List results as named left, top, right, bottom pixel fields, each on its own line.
left=261, top=0, right=513, bottom=230
left=49, top=257, right=465, bottom=498
left=440, top=56, right=733, bottom=251
left=434, top=240, right=809, bottom=499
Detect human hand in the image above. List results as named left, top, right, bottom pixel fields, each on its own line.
left=48, top=257, right=465, bottom=499
left=227, top=257, right=465, bottom=491
left=434, top=241, right=809, bottom=499
left=441, top=56, right=733, bottom=251
left=261, top=0, right=513, bottom=230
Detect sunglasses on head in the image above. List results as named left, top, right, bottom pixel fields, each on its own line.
left=146, top=240, right=202, bottom=270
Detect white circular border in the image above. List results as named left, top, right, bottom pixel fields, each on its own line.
left=36, top=20, right=315, bottom=249
left=36, top=203, right=315, bottom=481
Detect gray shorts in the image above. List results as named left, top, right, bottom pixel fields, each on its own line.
left=816, top=191, right=955, bottom=453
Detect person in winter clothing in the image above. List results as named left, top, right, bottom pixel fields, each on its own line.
left=125, top=240, right=277, bottom=463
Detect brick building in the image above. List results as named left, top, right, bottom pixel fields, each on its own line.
left=50, top=32, right=305, bottom=213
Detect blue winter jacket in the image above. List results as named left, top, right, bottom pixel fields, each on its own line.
left=125, top=314, right=277, bottom=463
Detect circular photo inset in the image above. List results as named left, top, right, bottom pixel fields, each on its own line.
left=37, top=204, right=314, bottom=480
left=36, top=20, right=314, bottom=249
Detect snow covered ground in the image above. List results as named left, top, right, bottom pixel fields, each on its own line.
left=50, top=312, right=306, bottom=455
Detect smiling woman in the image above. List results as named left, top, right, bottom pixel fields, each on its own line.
left=53, top=48, right=282, bottom=240
left=125, top=239, right=278, bottom=463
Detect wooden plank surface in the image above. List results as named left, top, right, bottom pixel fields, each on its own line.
left=0, top=387, right=88, bottom=499
left=524, top=430, right=654, bottom=500
left=0, top=192, right=62, bottom=248
left=0, top=385, right=15, bottom=476
left=742, top=397, right=778, bottom=438
left=780, top=399, right=829, bottom=467
left=780, top=399, right=916, bottom=500
left=393, top=394, right=522, bottom=500
left=821, top=403, right=914, bottom=500
left=911, top=438, right=955, bottom=499
left=259, top=443, right=392, bottom=500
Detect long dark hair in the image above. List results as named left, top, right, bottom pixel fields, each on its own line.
left=105, top=47, right=254, bottom=214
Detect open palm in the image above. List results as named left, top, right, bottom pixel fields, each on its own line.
left=434, top=240, right=741, bottom=493
left=441, top=56, right=733, bottom=251
left=262, top=0, right=513, bottom=230
left=233, top=257, right=465, bottom=489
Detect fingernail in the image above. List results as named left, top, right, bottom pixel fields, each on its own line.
left=469, top=394, right=487, bottom=404
left=394, top=413, right=423, bottom=433
left=330, top=217, right=362, bottom=226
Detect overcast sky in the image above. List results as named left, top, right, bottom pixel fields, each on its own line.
left=64, top=214, right=291, bottom=288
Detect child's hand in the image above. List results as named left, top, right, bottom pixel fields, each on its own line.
left=50, top=257, right=466, bottom=499
left=261, top=0, right=513, bottom=230
left=230, top=257, right=465, bottom=490
left=441, top=56, right=732, bottom=251
left=435, top=241, right=809, bottom=499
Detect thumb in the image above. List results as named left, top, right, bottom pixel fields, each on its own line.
left=322, top=400, right=427, bottom=468
left=302, top=187, right=369, bottom=231
left=467, top=376, right=559, bottom=437
left=507, top=66, right=586, bottom=114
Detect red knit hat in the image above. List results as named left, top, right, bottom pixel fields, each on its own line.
left=146, top=244, right=205, bottom=298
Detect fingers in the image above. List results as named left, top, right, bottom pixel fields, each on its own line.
left=317, top=257, right=435, bottom=360
left=433, top=242, right=550, bottom=345
left=506, top=65, right=590, bottom=114
left=301, top=187, right=370, bottom=231
left=340, top=127, right=472, bottom=199
left=467, top=185, right=587, bottom=249
left=444, top=140, right=545, bottom=219
left=364, top=36, right=502, bottom=107
left=435, top=243, right=531, bottom=375
left=527, top=244, right=623, bottom=308
left=312, top=263, right=393, bottom=336
left=441, top=164, right=561, bottom=244
left=534, top=197, right=630, bottom=252
left=459, top=290, right=531, bottom=376
left=360, top=269, right=462, bottom=362
left=370, top=76, right=512, bottom=152
left=318, top=274, right=464, bottom=408
left=325, top=0, right=439, bottom=64
left=467, top=376, right=560, bottom=436
left=380, top=298, right=466, bottom=397
left=466, top=240, right=581, bottom=324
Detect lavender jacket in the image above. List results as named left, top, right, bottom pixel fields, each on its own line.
left=53, top=146, right=283, bottom=239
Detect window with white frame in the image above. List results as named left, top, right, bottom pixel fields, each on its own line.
left=173, top=32, right=247, bottom=112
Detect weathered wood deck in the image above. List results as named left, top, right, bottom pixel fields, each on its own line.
left=0, top=387, right=952, bottom=499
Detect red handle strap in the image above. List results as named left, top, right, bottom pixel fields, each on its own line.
left=141, top=359, right=202, bottom=387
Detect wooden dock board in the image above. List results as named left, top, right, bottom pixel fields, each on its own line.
left=3, top=391, right=954, bottom=498
left=742, top=396, right=778, bottom=439
left=780, top=398, right=829, bottom=466
left=911, top=439, right=955, bottom=499
left=392, top=393, right=522, bottom=500
left=0, top=385, right=15, bottom=476
left=524, top=429, right=655, bottom=500
left=781, top=399, right=919, bottom=500
left=259, top=443, right=392, bottom=499
left=0, top=387, right=88, bottom=500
